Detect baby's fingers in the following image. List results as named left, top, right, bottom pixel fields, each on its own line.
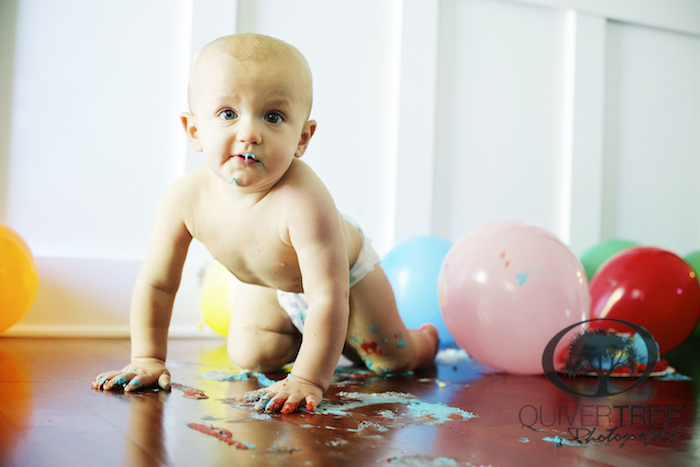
left=304, top=394, right=320, bottom=413
left=103, top=374, right=130, bottom=390
left=263, top=394, right=288, bottom=413
left=124, top=377, right=144, bottom=392
left=254, top=392, right=276, bottom=411
left=124, top=372, right=168, bottom=392
left=104, top=368, right=138, bottom=391
left=280, top=394, right=304, bottom=414
left=92, top=371, right=119, bottom=390
left=157, top=372, right=171, bottom=391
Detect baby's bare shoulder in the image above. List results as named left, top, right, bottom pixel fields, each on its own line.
left=275, top=160, right=332, bottom=205
left=156, top=167, right=209, bottom=226
left=274, top=161, right=341, bottom=239
left=160, top=167, right=206, bottom=204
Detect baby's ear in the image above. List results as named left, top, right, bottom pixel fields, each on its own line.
left=295, top=120, right=317, bottom=158
left=180, top=112, right=203, bottom=152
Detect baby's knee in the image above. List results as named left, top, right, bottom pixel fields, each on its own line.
left=227, top=342, right=282, bottom=372
left=226, top=341, right=262, bottom=370
left=226, top=329, right=300, bottom=371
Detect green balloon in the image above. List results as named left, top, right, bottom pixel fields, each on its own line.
left=683, top=250, right=700, bottom=339
left=664, top=336, right=700, bottom=377
left=684, top=250, right=700, bottom=283
left=580, top=239, right=639, bottom=282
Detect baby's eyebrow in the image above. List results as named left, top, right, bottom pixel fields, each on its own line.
left=264, top=97, right=294, bottom=110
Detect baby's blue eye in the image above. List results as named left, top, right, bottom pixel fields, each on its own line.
left=219, top=110, right=237, bottom=120
left=265, top=112, right=283, bottom=124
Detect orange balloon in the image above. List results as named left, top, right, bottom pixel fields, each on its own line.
left=0, top=223, right=39, bottom=333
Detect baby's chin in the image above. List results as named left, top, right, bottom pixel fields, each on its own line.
left=222, top=172, right=282, bottom=192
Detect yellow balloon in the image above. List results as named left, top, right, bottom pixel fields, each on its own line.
left=0, top=223, right=39, bottom=334
left=200, top=261, right=239, bottom=336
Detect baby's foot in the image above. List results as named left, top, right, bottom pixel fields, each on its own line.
left=418, top=323, right=440, bottom=364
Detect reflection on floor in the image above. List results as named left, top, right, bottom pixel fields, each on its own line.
left=1, top=337, right=699, bottom=466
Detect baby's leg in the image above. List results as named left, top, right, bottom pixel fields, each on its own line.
left=345, top=266, right=438, bottom=374
left=227, top=283, right=301, bottom=372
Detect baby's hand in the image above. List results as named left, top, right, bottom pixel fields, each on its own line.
left=246, top=374, right=324, bottom=414
left=92, top=357, right=171, bottom=392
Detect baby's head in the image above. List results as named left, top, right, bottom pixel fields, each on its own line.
left=187, top=34, right=313, bottom=118
left=182, top=34, right=317, bottom=190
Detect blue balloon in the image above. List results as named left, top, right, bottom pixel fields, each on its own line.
left=382, top=236, right=455, bottom=345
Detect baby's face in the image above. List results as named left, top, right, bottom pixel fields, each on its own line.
left=188, top=53, right=314, bottom=190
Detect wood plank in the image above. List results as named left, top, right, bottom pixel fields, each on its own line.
left=0, top=337, right=697, bottom=466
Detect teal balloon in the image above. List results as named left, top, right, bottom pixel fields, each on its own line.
left=684, top=250, right=700, bottom=339
left=382, top=236, right=454, bottom=345
left=580, top=239, right=639, bottom=281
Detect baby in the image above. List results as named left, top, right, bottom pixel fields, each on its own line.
left=92, top=33, right=438, bottom=413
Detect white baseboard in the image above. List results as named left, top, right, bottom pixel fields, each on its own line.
left=4, top=255, right=219, bottom=340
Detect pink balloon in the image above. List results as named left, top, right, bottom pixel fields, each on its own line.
left=438, top=222, right=590, bottom=374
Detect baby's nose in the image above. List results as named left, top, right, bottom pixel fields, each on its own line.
left=237, top=118, right=262, bottom=144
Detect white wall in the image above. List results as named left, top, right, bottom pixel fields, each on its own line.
left=603, top=21, right=700, bottom=254
left=2, top=0, right=699, bottom=336
left=434, top=0, right=568, bottom=243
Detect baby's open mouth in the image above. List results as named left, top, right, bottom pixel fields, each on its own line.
left=232, top=153, right=263, bottom=166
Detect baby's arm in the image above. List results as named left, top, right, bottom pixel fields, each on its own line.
left=92, top=182, right=192, bottom=392
left=258, top=197, right=350, bottom=413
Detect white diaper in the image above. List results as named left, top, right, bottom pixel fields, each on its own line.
left=276, top=218, right=380, bottom=333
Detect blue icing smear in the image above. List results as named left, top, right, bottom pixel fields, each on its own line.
left=348, top=421, right=389, bottom=432
left=223, top=389, right=477, bottom=429
left=397, top=339, right=408, bottom=347
left=254, top=373, right=276, bottom=387
left=405, top=401, right=476, bottom=425
left=202, top=371, right=275, bottom=387
left=203, top=371, right=250, bottom=382
left=655, top=372, right=691, bottom=381
left=515, top=270, right=530, bottom=286
left=543, top=436, right=583, bottom=447
left=387, top=455, right=462, bottom=466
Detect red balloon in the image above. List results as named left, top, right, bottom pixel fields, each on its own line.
left=590, top=246, right=700, bottom=354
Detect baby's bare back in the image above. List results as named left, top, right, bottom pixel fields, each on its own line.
left=180, top=163, right=361, bottom=293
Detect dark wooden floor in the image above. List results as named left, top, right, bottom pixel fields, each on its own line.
left=1, top=337, right=699, bottom=467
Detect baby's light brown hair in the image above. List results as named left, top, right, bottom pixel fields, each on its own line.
left=187, top=34, right=313, bottom=117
